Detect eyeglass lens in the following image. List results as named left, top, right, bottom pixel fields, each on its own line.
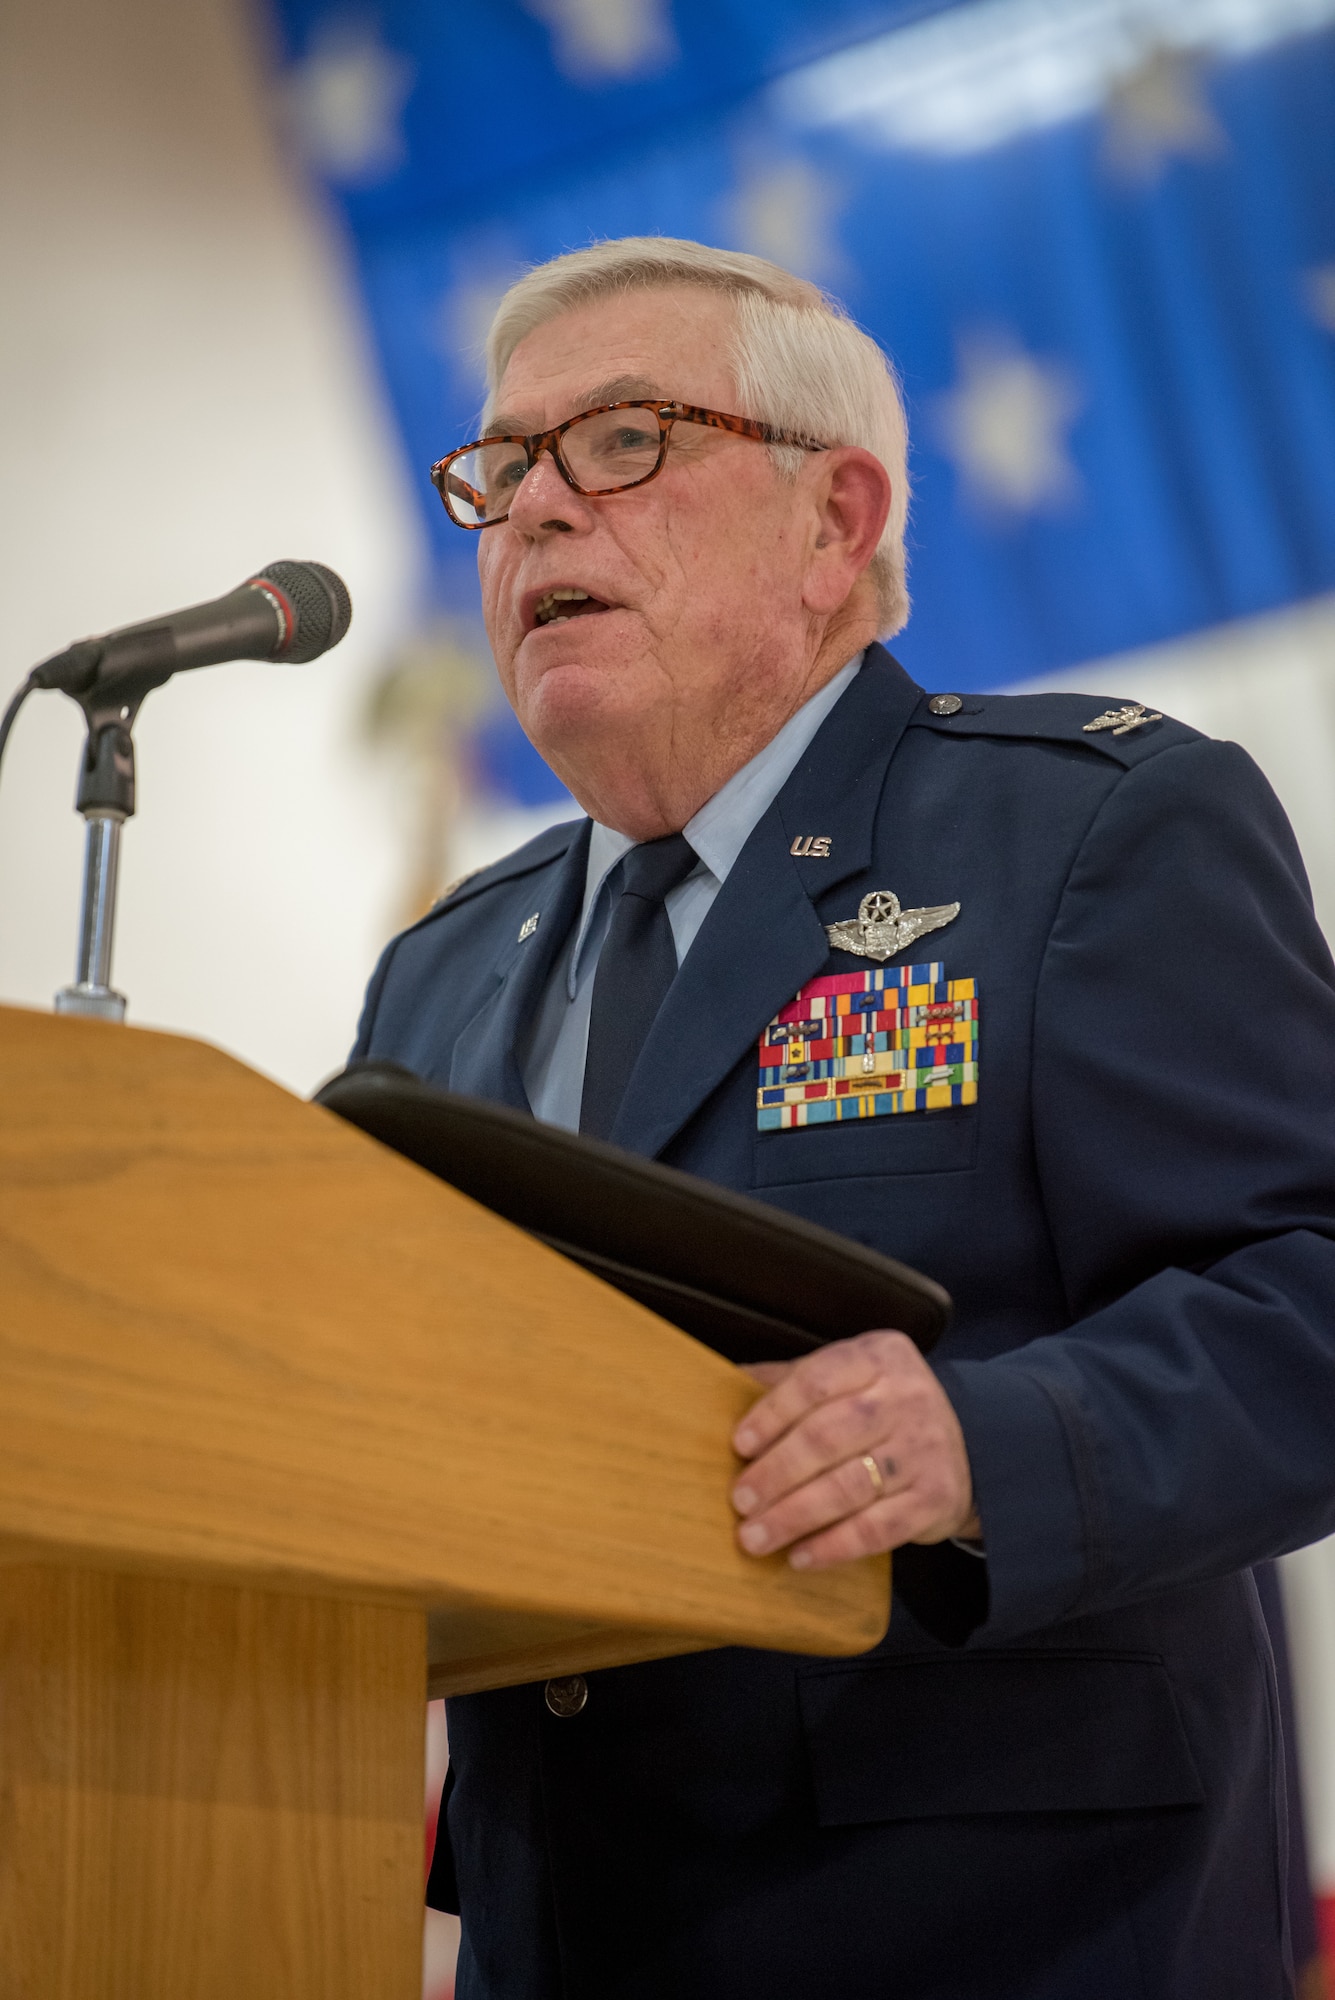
left=444, top=407, right=665, bottom=525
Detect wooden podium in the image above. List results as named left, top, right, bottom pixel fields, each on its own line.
left=0, top=1006, right=887, bottom=1997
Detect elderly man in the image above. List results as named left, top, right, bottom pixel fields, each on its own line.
left=353, top=238, right=1335, bottom=1999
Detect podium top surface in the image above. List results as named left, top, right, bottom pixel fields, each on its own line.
left=0, top=1007, right=887, bottom=1667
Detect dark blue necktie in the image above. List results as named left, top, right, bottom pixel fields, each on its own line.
left=579, top=833, right=698, bottom=1141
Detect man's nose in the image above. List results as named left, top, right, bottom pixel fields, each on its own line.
left=506, top=446, right=589, bottom=537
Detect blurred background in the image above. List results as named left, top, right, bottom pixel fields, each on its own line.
left=2, top=0, right=1333, bottom=1992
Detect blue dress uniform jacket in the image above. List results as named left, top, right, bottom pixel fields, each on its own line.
left=353, top=648, right=1335, bottom=2000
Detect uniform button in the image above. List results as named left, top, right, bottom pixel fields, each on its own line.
left=928, top=693, right=963, bottom=716
left=544, top=1675, right=588, bottom=1717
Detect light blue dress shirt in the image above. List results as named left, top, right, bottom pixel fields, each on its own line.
left=521, top=654, right=863, bottom=1130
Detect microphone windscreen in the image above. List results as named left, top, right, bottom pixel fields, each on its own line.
left=258, top=560, right=353, bottom=663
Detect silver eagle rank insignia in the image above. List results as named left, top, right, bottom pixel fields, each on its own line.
left=825, top=890, right=961, bottom=963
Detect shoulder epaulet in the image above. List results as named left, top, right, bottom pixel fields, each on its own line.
left=412, top=817, right=585, bottom=929
left=910, top=689, right=1203, bottom=767
left=433, top=866, right=484, bottom=906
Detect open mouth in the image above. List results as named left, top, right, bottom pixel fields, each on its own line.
left=532, top=588, right=612, bottom=628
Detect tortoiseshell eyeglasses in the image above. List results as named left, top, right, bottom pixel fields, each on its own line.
left=429, top=399, right=829, bottom=530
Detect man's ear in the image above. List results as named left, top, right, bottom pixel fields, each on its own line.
left=802, top=447, right=892, bottom=616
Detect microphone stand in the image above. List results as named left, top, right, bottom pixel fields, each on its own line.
left=53, top=655, right=172, bottom=1023
left=12, top=559, right=348, bottom=1026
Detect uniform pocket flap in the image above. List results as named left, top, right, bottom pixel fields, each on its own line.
left=799, top=1652, right=1205, bottom=1824
left=753, top=1106, right=979, bottom=1184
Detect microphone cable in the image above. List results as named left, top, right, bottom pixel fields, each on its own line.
left=0, top=673, right=37, bottom=787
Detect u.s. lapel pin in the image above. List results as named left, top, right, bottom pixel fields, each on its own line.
left=826, top=890, right=960, bottom=963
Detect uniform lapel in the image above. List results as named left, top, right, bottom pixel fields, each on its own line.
left=610, top=649, right=923, bottom=1159
left=449, top=820, right=591, bottom=1111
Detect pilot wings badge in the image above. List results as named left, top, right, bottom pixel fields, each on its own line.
left=825, top=890, right=960, bottom=963
left=1082, top=702, right=1162, bottom=737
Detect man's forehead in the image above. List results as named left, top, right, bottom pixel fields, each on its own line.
left=488, top=286, right=739, bottom=432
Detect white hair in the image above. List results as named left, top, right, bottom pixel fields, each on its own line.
left=483, top=236, right=911, bottom=637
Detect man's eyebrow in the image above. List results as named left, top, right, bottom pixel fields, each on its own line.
left=482, top=377, right=668, bottom=437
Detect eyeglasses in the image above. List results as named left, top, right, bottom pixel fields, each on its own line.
left=429, top=399, right=828, bottom=530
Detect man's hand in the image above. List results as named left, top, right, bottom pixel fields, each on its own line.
left=730, top=1330, right=980, bottom=1570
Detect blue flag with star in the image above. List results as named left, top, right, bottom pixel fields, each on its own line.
left=269, top=0, right=1335, bottom=805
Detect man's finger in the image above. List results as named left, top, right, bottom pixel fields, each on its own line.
left=732, top=1336, right=894, bottom=1457
left=735, top=1452, right=908, bottom=1556
left=785, top=1494, right=934, bottom=1571
left=740, top=1361, right=792, bottom=1388
left=732, top=1383, right=905, bottom=1515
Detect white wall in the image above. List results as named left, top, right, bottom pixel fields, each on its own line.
left=0, top=0, right=424, bottom=1093
left=1285, top=1539, right=1335, bottom=1892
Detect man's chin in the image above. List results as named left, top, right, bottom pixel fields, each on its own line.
left=516, top=641, right=640, bottom=724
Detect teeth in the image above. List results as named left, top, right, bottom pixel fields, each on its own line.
left=535, top=587, right=591, bottom=625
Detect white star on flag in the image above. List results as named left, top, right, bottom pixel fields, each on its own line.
left=934, top=333, right=1083, bottom=516
left=1304, top=262, right=1335, bottom=335
left=1101, top=44, right=1227, bottom=186
left=285, top=22, right=414, bottom=183
left=437, top=237, right=527, bottom=387
left=522, top=0, right=676, bottom=80
left=724, top=157, right=848, bottom=282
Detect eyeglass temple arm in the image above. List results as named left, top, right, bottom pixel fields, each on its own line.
left=444, top=469, right=488, bottom=512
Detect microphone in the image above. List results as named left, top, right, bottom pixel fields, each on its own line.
left=30, top=560, right=353, bottom=696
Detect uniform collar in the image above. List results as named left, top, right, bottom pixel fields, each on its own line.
left=568, top=652, right=865, bottom=997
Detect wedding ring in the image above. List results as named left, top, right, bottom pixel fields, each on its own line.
left=861, top=1453, right=885, bottom=1497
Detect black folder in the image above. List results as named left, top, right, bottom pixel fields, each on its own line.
left=314, top=1062, right=950, bottom=1367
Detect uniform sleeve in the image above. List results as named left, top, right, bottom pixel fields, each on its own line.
left=934, top=736, right=1335, bottom=1642
left=348, top=933, right=401, bottom=1062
